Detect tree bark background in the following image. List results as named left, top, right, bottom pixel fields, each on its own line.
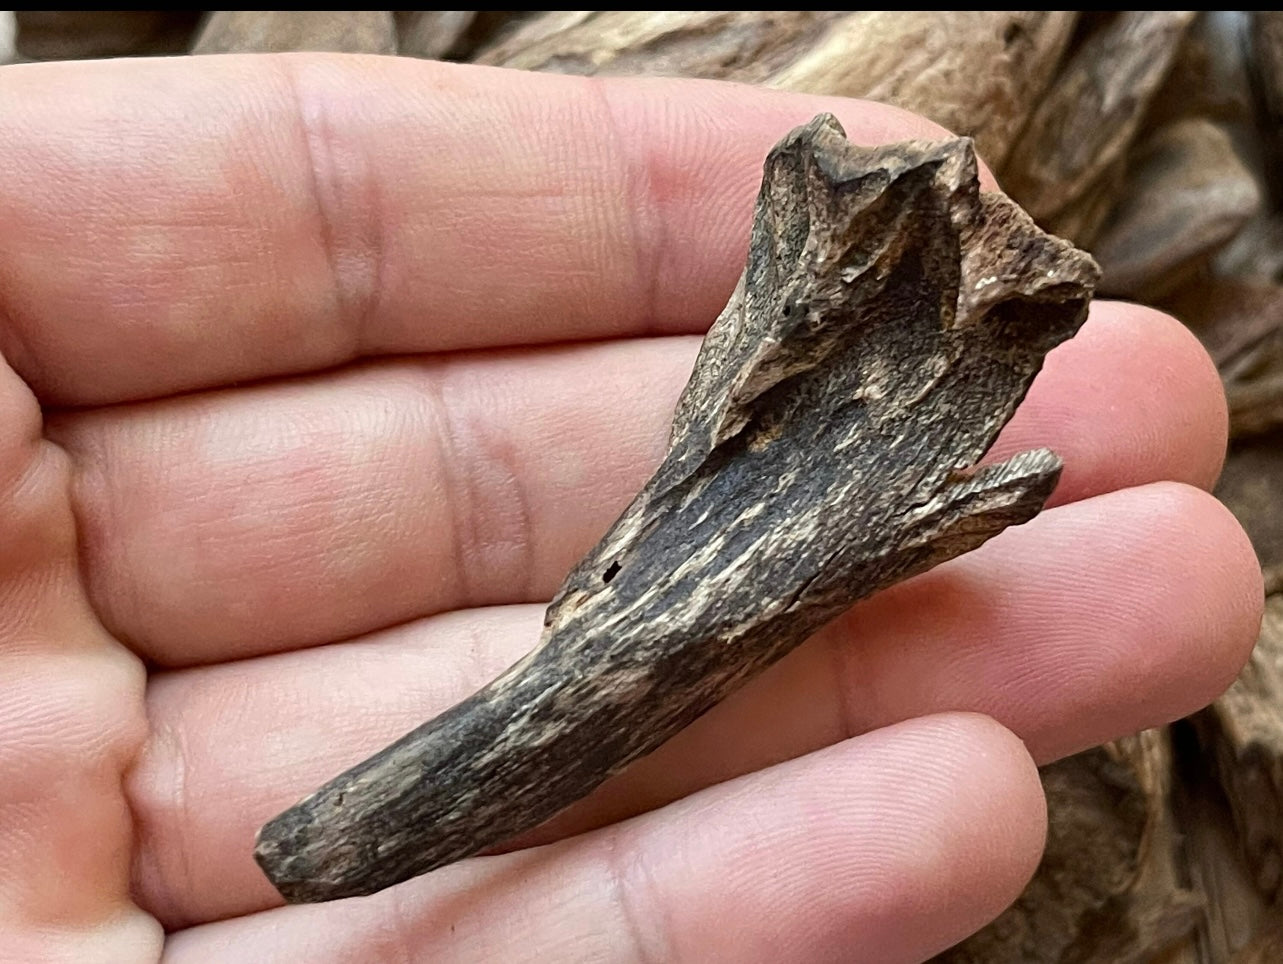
left=4, top=10, right=1281, bottom=961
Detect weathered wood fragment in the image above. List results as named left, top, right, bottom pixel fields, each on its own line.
left=764, top=12, right=1077, bottom=168
left=1249, top=12, right=1283, bottom=206
left=1094, top=119, right=1259, bottom=301
left=1143, top=12, right=1253, bottom=132
left=1196, top=596, right=1283, bottom=904
left=475, top=11, right=847, bottom=84
left=1000, top=11, right=1195, bottom=245
left=1231, top=916, right=1283, bottom=963
left=14, top=11, right=200, bottom=59
left=1161, top=718, right=1270, bottom=963
left=192, top=11, right=396, bottom=55
left=0, top=12, right=13, bottom=65
left=476, top=11, right=1077, bottom=168
left=394, top=11, right=475, bottom=60
left=255, top=114, right=1098, bottom=903
left=1216, top=439, right=1283, bottom=579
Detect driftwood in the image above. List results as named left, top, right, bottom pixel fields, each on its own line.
left=999, top=11, right=1195, bottom=246
left=476, top=11, right=1076, bottom=168
left=191, top=11, right=397, bottom=55
left=254, top=114, right=1098, bottom=902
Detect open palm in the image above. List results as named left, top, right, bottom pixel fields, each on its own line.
left=0, top=55, right=1261, bottom=963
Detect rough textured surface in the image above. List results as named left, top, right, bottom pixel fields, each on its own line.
left=1198, top=596, right=1283, bottom=900
left=1001, top=11, right=1196, bottom=244
left=254, top=114, right=1099, bottom=903
left=1250, top=12, right=1283, bottom=206
left=192, top=11, right=397, bottom=55
left=476, top=11, right=847, bottom=85
left=766, top=11, right=1076, bottom=168
left=0, top=12, right=13, bottom=65
left=395, top=11, right=475, bottom=60
left=477, top=11, right=1076, bottom=168
left=13, top=11, right=200, bottom=59
left=1094, top=118, right=1259, bottom=300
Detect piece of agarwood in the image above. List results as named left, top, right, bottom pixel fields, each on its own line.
left=937, top=731, right=1201, bottom=963
left=1000, top=11, right=1195, bottom=246
left=1094, top=118, right=1259, bottom=301
left=1249, top=12, right=1283, bottom=206
left=0, top=12, right=13, bottom=65
left=762, top=12, right=1077, bottom=170
left=1216, top=215, right=1283, bottom=284
left=394, top=11, right=475, bottom=60
left=255, top=114, right=1099, bottom=903
left=192, top=11, right=396, bottom=55
left=475, top=11, right=1077, bottom=168
left=1231, top=916, right=1283, bottom=963
left=1217, top=438, right=1283, bottom=573
left=474, top=11, right=848, bottom=83
left=1164, top=278, right=1283, bottom=370
left=14, top=11, right=200, bottom=59
left=1172, top=718, right=1272, bottom=964
left=1196, top=595, right=1283, bottom=903
left=1142, top=12, right=1254, bottom=132
left=1164, top=276, right=1283, bottom=438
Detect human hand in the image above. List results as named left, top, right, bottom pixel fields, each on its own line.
left=0, top=55, right=1261, bottom=963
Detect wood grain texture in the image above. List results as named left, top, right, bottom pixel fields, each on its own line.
left=394, top=11, right=475, bottom=60
left=1250, top=12, right=1283, bottom=207
left=1197, top=595, right=1283, bottom=903
left=475, top=11, right=1076, bottom=168
left=191, top=11, right=396, bottom=55
left=1000, top=11, right=1195, bottom=245
left=1095, top=118, right=1259, bottom=301
left=255, top=114, right=1099, bottom=903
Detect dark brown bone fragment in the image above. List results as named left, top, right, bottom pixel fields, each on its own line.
left=255, top=114, right=1099, bottom=903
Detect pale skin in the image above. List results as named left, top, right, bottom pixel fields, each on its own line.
left=0, top=53, right=1264, bottom=963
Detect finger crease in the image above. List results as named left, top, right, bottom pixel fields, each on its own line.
left=592, top=78, right=668, bottom=339
left=280, top=60, right=381, bottom=362
left=417, top=366, right=479, bottom=608
left=603, top=830, right=672, bottom=964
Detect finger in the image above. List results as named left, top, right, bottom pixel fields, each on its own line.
left=53, top=301, right=1226, bottom=666
left=130, top=482, right=1259, bottom=927
left=161, top=714, right=1044, bottom=964
left=0, top=55, right=958, bottom=407
left=0, top=350, right=159, bottom=956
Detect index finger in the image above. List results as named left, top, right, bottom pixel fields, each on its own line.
left=0, top=54, right=961, bottom=406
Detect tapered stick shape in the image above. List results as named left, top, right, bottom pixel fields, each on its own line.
left=256, top=114, right=1099, bottom=902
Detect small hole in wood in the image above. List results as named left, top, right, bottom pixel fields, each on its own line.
left=603, top=561, right=622, bottom=584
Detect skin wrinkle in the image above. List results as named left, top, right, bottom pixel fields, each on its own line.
left=415, top=364, right=482, bottom=610
left=130, top=719, right=196, bottom=931
left=602, top=829, right=670, bottom=964
left=592, top=76, right=667, bottom=343
left=279, top=58, right=370, bottom=365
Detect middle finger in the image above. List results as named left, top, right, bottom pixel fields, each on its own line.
left=51, top=301, right=1224, bottom=667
